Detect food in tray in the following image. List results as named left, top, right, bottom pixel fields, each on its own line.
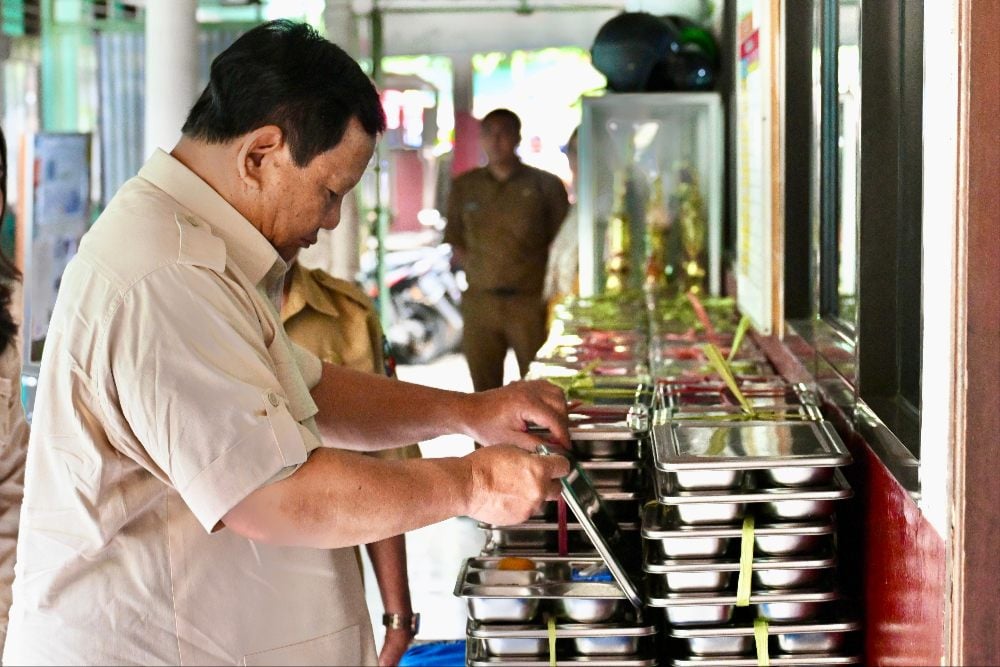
left=497, top=556, right=537, bottom=571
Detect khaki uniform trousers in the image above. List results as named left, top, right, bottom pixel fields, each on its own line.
left=461, top=289, right=547, bottom=392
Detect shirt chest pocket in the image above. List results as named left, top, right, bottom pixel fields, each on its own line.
left=507, top=186, right=548, bottom=243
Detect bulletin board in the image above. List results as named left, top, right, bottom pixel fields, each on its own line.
left=17, top=132, right=92, bottom=369
left=735, top=0, right=784, bottom=336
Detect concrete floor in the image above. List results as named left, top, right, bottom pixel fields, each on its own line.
left=362, top=351, right=522, bottom=644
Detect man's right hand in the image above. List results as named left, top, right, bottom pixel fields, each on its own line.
left=463, top=446, right=570, bottom=526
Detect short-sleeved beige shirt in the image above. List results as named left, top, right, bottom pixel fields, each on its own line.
left=2, top=150, right=376, bottom=666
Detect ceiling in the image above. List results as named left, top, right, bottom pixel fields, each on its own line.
left=347, top=0, right=628, bottom=56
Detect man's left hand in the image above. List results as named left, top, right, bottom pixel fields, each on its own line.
left=463, top=379, right=570, bottom=449
left=378, top=627, right=413, bottom=667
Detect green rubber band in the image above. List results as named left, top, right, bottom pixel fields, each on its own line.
left=736, top=514, right=755, bottom=606
left=754, top=616, right=770, bottom=666
left=547, top=615, right=557, bottom=667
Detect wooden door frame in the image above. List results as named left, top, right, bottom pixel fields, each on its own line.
left=949, top=0, right=1000, bottom=662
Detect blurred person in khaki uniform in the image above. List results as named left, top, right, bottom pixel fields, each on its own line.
left=3, top=21, right=570, bottom=666
left=0, top=126, right=30, bottom=655
left=445, top=109, right=569, bottom=392
left=281, top=260, right=420, bottom=666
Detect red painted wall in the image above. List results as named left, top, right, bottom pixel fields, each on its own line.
left=842, top=438, right=946, bottom=665
left=759, top=334, right=947, bottom=665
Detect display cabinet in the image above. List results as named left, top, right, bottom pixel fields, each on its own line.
left=577, top=93, right=723, bottom=297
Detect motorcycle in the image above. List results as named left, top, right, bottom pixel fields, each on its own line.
left=359, top=241, right=464, bottom=365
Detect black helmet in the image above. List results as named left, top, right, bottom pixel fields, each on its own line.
left=591, top=12, right=680, bottom=93
left=591, top=12, right=718, bottom=93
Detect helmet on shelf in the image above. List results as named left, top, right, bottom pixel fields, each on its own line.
left=591, top=11, right=718, bottom=93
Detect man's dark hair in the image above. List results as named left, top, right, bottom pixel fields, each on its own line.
left=482, top=108, right=521, bottom=136
left=0, top=126, right=21, bottom=355
left=182, top=19, right=386, bottom=167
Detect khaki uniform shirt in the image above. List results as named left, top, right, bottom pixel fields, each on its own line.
left=3, top=150, right=376, bottom=666
left=444, top=162, right=568, bottom=295
left=281, top=265, right=421, bottom=463
left=0, top=285, right=29, bottom=653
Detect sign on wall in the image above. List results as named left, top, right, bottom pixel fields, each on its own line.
left=18, top=132, right=91, bottom=368
left=735, top=0, right=783, bottom=336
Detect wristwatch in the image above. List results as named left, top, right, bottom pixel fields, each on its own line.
left=382, top=612, right=420, bottom=634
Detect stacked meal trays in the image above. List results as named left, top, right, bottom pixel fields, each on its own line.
left=457, top=556, right=658, bottom=666
left=482, top=418, right=651, bottom=556
left=641, top=394, right=860, bottom=665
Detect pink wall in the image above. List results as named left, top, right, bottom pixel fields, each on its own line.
left=390, top=150, right=424, bottom=233
left=451, top=111, right=482, bottom=177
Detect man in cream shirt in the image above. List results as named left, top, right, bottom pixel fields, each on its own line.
left=4, top=20, right=569, bottom=666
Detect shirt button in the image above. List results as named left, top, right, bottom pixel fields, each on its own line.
left=268, top=392, right=280, bottom=407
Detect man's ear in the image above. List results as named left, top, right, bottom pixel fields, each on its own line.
left=236, top=126, right=287, bottom=189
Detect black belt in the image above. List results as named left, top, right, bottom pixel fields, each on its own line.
left=486, top=287, right=522, bottom=297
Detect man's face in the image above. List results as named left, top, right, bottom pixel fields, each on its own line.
left=255, top=117, right=375, bottom=261
left=479, top=117, right=519, bottom=166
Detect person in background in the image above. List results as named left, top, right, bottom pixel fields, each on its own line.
left=445, top=109, right=569, bottom=392
left=281, top=257, right=419, bottom=667
left=0, top=127, right=30, bottom=653
left=543, top=127, right=580, bottom=318
left=4, top=21, right=569, bottom=665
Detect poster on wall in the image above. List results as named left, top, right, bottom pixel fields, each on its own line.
left=735, top=0, right=782, bottom=336
left=19, top=133, right=91, bottom=368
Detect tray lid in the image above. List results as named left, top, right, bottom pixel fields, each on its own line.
left=538, top=444, right=643, bottom=609
left=653, top=420, right=851, bottom=471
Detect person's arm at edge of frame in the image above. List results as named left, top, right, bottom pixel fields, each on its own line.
left=309, top=362, right=570, bottom=452
left=365, top=536, right=414, bottom=667
left=221, top=444, right=569, bottom=549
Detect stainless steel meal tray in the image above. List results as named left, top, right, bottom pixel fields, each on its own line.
left=480, top=520, right=641, bottom=532
left=529, top=420, right=647, bottom=460
left=666, top=403, right=823, bottom=424
left=670, top=656, right=860, bottom=666
left=470, top=621, right=655, bottom=658
left=469, top=622, right=656, bottom=640
left=570, top=422, right=647, bottom=441
left=643, top=551, right=836, bottom=592
left=646, top=582, right=840, bottom=620
left=457, top=557, right=634, bottom=623
left=670, top=618, right=859, bottom=654
left=653, top=469, right=853, bottom=523
left=652, top=420, right=851, bottom=474
left=642, top=515, right=833, bottom=559
left=538, top=446, right=645, bottom=609
left=539, top=491, right=643, bottom=523
left=481, top=519, right=640, bottom=552
left=456, top=557, right=628, bottom=600
left=466, top=642, right=658, bottom=667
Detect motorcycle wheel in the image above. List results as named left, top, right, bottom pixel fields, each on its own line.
left=393, top=303, right=462, bottom=365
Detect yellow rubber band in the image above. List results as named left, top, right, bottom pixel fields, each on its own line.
left=547, top=615, right=557, bottom=667
left=728, top=315, right=753, bottom=363
left=754, top=616, right=770, bottom=666
left=702, top=344, right=755, bottom=417
left=736, top=514, right=755, bottom=606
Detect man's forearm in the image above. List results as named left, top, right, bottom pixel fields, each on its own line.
left=224, top=448, right=471, bottom=549
left=311, top=363, right=470, bottom=451
left=365, top=536, right=412, bottom=617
